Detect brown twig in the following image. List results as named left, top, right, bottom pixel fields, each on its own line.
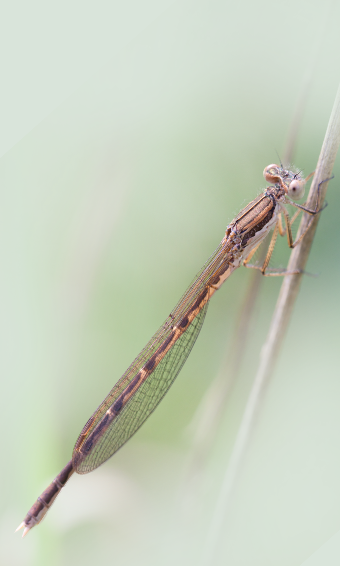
left=203, top=83, right=340, bottom=565
left=260, top=85, right=340, bottom=378
left=182, top=66, right=313, bottom=488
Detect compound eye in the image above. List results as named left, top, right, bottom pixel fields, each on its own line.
left=263, top=164, right=281, bottom=184
left=288, top=179, right=305, bottom=200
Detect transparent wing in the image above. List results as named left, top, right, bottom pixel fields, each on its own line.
left=72, top=238, right=233, bottom=473
left=74, top=300, right=209, bottom=473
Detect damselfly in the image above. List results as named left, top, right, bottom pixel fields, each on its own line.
left=17, top=163, right=319, bottom=537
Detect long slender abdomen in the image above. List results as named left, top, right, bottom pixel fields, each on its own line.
left=16, top=460, right=74, bottom=537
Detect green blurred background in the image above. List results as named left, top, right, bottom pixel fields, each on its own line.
left=2, top=1, right=340, bottom=565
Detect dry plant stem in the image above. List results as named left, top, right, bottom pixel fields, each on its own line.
left=264, top=85, right=340, bottom=374
left=203, top=84, right=340, bottom=566
left=185, top=60, right=314, bottom=480
left=283, top=0, right=332, bottom=165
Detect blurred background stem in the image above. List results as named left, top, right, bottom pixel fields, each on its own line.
left=204, top=83, right=340, bottom=566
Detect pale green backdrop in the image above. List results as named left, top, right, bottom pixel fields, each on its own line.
left=2, top=1, right=340, bottom=565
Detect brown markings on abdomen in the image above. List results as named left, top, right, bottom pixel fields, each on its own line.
left=75, top=285, right=210, bottom=465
